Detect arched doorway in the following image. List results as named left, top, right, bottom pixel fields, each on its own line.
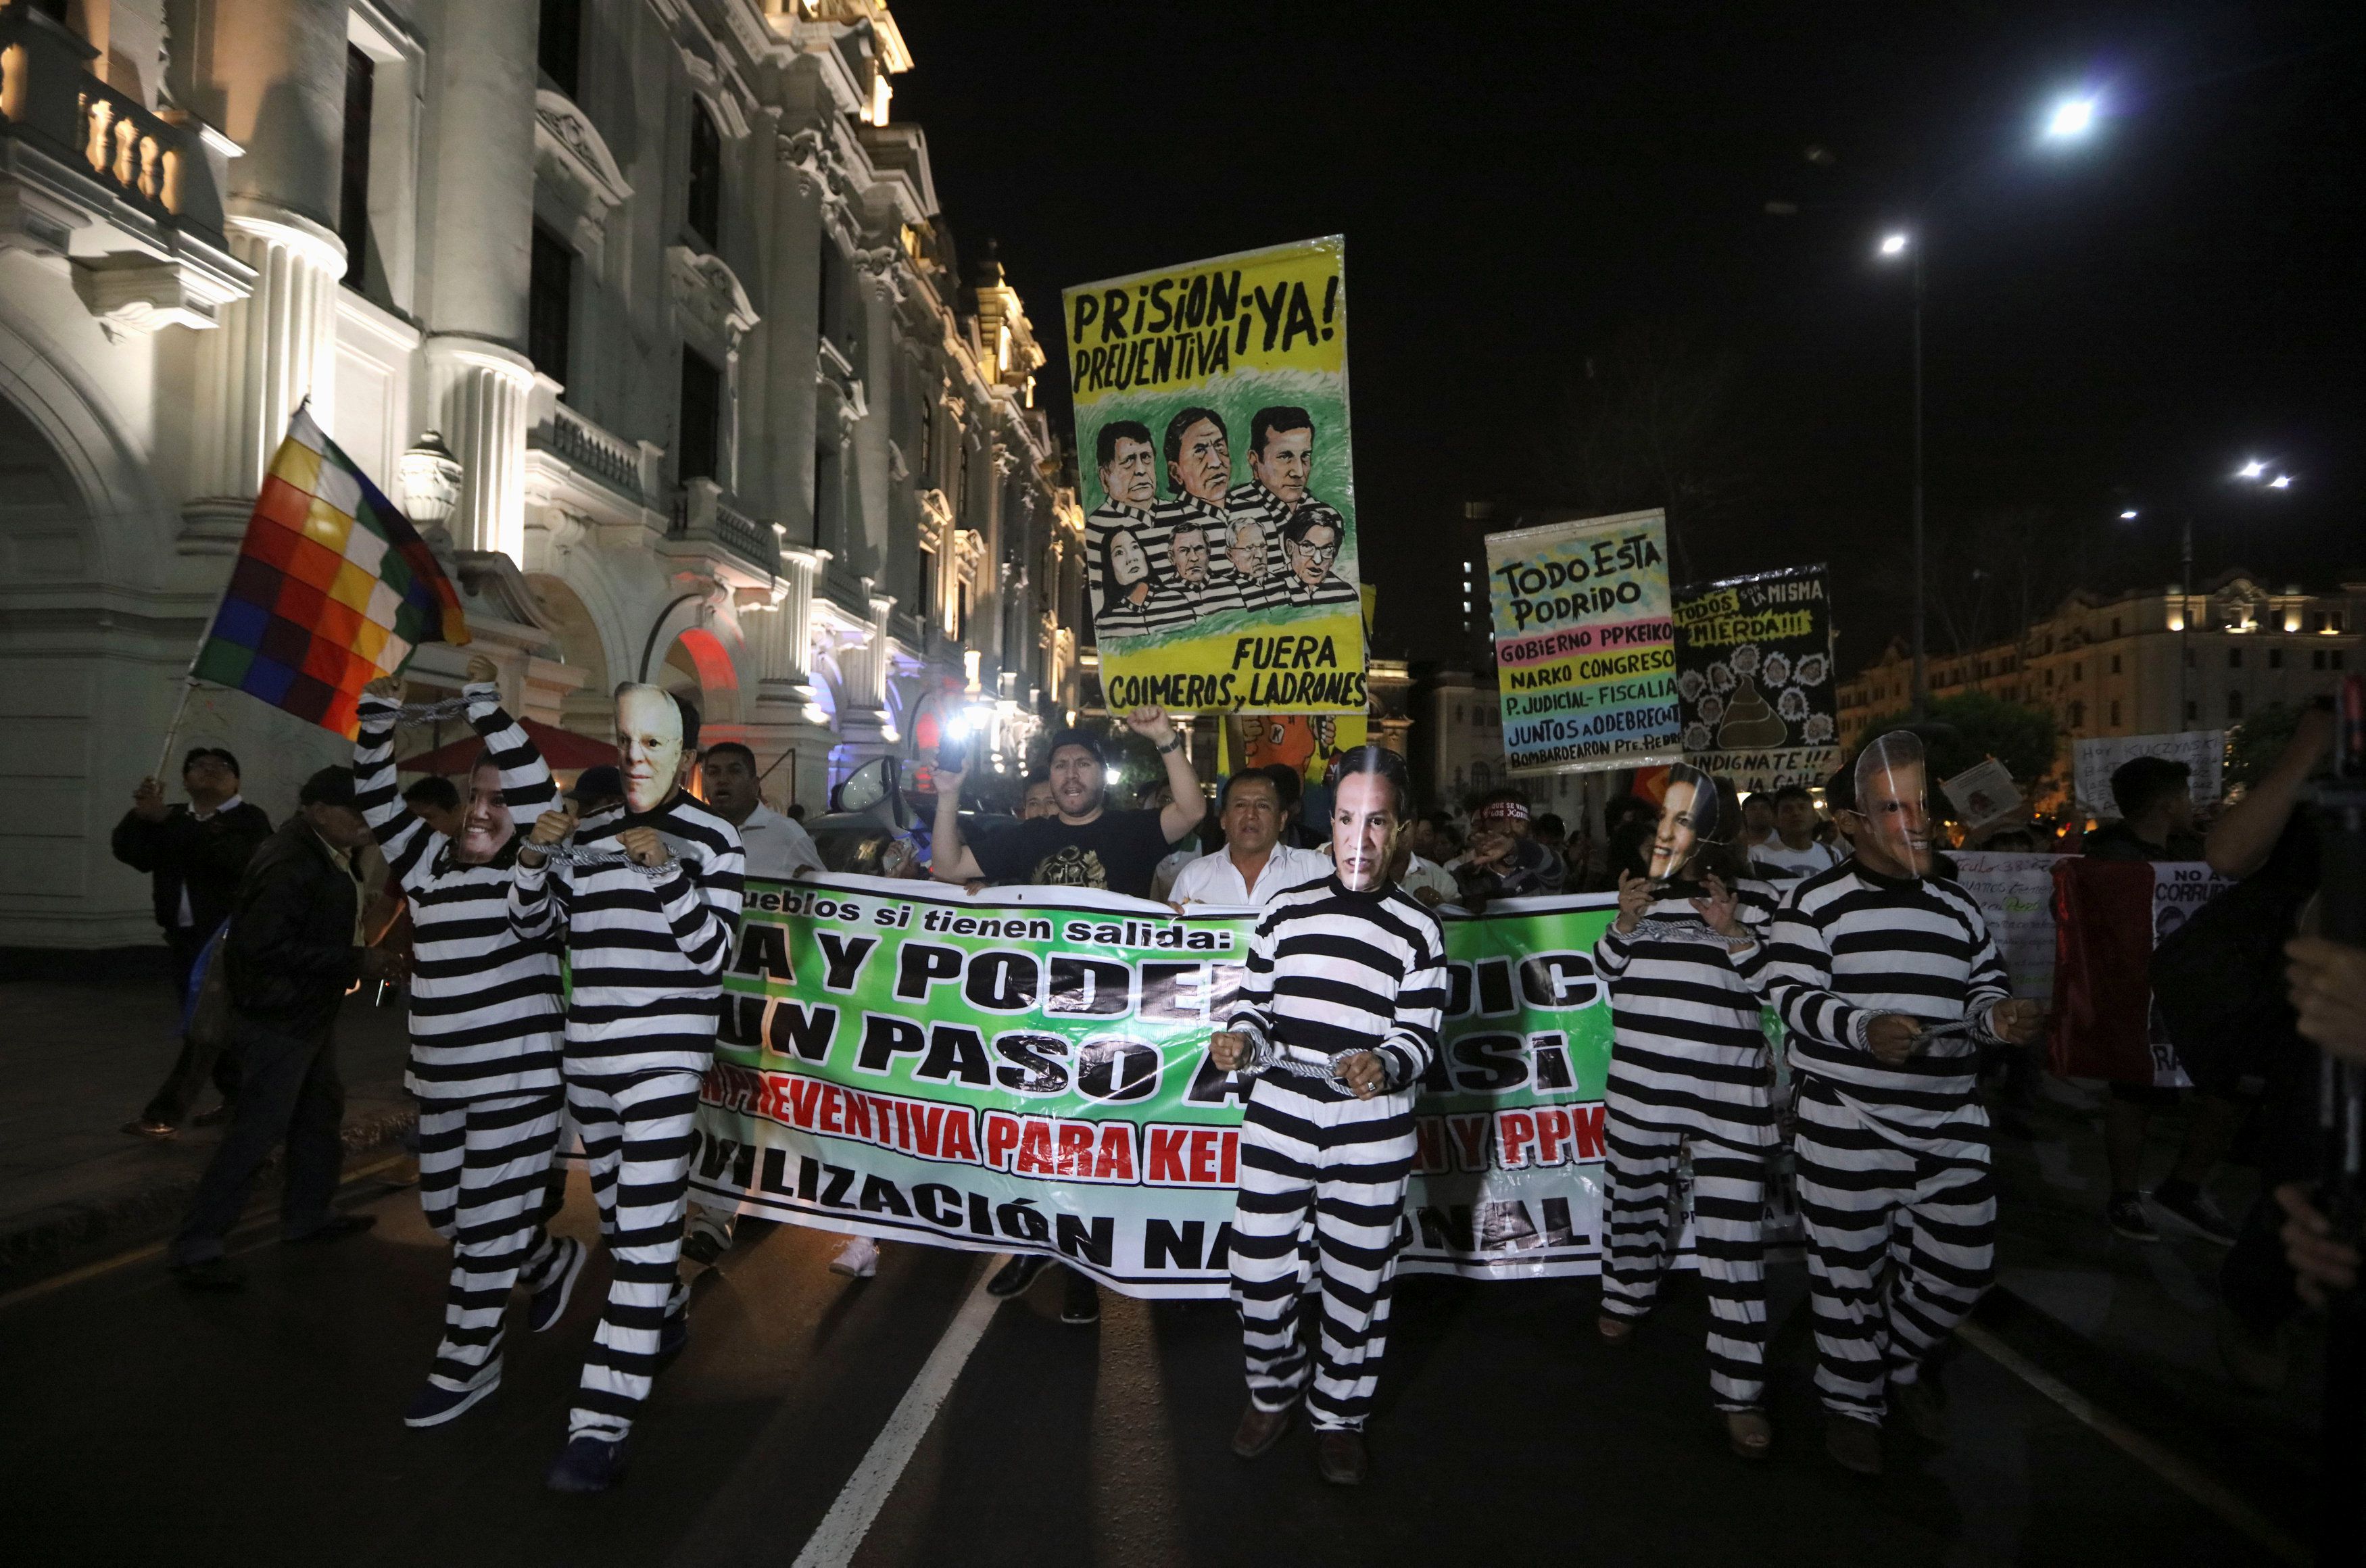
left=527, top=572, right=616, bottom=739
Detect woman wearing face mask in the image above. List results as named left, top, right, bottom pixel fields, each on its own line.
left=1595, top=764, right=1782, bottom=1461
left=354, top=656, right=581, bottom=1431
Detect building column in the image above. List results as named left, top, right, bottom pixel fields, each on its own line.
left=767, top=124, right=827, bottom=537
left=176, top=0, right=351, bottom=547
left=180, top=209, right=347, bottom=548
left=423, top=339, right=536, bottom=558
left=420, top=0, right=536, bottom=557
left=744, top=545, right=837, bottom=812
left=829, top=589, right=900, bottom=775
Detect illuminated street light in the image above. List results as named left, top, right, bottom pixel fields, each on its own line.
left=1104, top=765, right=1124, bottom=789
left=2043, top=95, right=2098, bottom=141
left=1878, top=232, right=1909, bottom=257
left=2237, top=459, right=2267, bottom=479
left=2269, top=474, right=2294, bottom=489
left=2119, top=508, right=2139, bottom=520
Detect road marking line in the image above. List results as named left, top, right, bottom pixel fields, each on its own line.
left=789, top=1258, right=1007, bottom=1568
left=0, top=1152, right=410, bottom=1313
left=1957, top=1321, right=2307, bottom=1565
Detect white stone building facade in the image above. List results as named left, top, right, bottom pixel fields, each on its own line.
left=0, top=0, right=1086, bottom=948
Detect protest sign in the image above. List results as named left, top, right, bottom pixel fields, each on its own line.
left=1484, top=509, right=1679, bottom=776
left=1951, top=852, right=2058, bottom=1000
left=692, top=877, right=1624, bottom=1296
left=1940, top=758, right=2023, bottom=830
left=2073, top=731, right=2223, bottom=816
left=1670, top=564, right=1840, bottom=791
left=1065, top=238, right=1366, bottom=716
left=1219, top=712, right=1367, bottom=788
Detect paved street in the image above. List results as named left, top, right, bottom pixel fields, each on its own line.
left=0, top=1160, right=2302, bottom=1567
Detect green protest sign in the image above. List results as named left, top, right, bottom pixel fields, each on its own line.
left=692, top=878, right=1620, bottom=1296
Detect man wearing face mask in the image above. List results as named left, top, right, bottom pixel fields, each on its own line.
left=1209, top=746, right=1448, bottom=1488
left=354, top=657, right=578, bottom=1427
left=1733, top=731, right=2044, bottom=1477
left=511, top=683, right=745, bottom=1493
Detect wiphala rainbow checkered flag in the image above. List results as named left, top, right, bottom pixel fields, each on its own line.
left=191, top=407, right=468, bottom=738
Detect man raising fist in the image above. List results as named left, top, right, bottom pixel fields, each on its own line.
left=930, top=706, right=1208, bottom=1326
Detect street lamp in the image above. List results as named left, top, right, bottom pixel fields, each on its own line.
left=2042, top=95, right=2100, bottom=142
left=1876, top=229, right=1927, bottom=710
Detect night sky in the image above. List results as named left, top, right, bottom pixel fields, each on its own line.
left=894, top=2, right=2362, bottom=671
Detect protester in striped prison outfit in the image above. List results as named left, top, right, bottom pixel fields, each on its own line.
left=1591, top=765, right=1783, bottom=1460
left=355, top=660, right=582, bottom=1429
left=511, top=683, right=744, bottom=1494
left=1731, top=732, right=2044, bottom=1477
left=1212, top=746, right=1447, bottom=1489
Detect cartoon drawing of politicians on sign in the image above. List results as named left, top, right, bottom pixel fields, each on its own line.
left=1279, top=508, right=1361, bottom=608
left=1084, top=420, right=1157, bottom=620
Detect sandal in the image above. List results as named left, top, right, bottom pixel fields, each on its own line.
left=1597, top=1314, right=1635, bottom=1343
left=1726, top=1408, right=1772, bottom=1460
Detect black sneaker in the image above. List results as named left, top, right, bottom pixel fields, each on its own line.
left=404, top=1375, right=498, bottom=1429
left=1061, top=1268, right=1101, bottom=1326
left=546, top=1435, right=626, bottom=1494
left=285, top=1214, right=377, bottom=1246
left=170, top=1257, right=245, bottom=1292
left=2105, top=1196, right=2159, bottom=1242
left=527, top=1238, right=587, bottom=1333
left=986, top=1254, right=1051, bottom=1298
left=2154, top=1186, right=2238, bottom=1245
left=681, top=1229, right=725, bottom=1269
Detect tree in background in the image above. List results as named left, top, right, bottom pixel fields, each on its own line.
left=2225, top=701, right=2308, bottom=791
left=1851, top=689, right=2058, bottom=823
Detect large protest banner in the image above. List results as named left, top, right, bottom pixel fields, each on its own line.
left=2073, top=731, right=2224, bottom=816
left=1484, top=509, right=1680, bottom=775
left=691, top=877, right=1622, bottom=1297
left=1065, top=237, right=1366, bottom=716
left=1671, top=564, right=1841, bottom=792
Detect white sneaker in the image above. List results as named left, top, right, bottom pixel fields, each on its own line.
left=829, top=1235, right=879, bottom=1278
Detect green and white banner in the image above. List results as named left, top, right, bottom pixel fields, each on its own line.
left=691, top=877, right=1621, bottom=1297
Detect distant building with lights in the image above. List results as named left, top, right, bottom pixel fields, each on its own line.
left=0, top=0, right=1084, bottom=947
left=1836, top=571, right=2363, bottom=756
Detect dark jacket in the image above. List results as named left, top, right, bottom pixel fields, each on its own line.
left=224, top=818, right=363, bottom=1037
left=112, top=801, right=273, bottom=934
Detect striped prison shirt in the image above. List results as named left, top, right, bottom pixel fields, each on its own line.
left=508, top=792, right=745, bottom=1074
left=1733, top=860, right=2011, bottom=1157
left=1226, top=876, right=1449, bottom=1090
left=354, top=683, right=563, bottom=1103
left=1594, top=887, right=1781, bottom=1151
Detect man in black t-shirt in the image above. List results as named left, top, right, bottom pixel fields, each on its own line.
left=932, top=708, right=1206, bottom=898
left=930, top=706, right=1207, bottom=1320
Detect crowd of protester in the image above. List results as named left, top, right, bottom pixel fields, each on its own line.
left=103, top=674, right=2363, bottom=1492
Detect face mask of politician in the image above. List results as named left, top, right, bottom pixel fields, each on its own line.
left=616, top=683, right=686, bottom=814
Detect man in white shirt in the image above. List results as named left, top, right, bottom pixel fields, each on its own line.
left=1171, top=768, right=1332, bottom=908
left=1750, top=783, right=1845, bottom=882
left=684, top=742, right=864, bottom=1276
left=702, top=743, right=824, bottom=881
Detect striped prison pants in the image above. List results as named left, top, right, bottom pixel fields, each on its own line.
left=1230, top=1073, right=1417, bottom=1432
left=1792, top=1078, right=1996, bottom=1424
left=565, top=1068, right=700, bottom=1441
left=416, top=1093, right=566, bottom=1391
left=1597, top=1112, right=1770, bottom=1411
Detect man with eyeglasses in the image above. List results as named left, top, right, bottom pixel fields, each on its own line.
left=1279, top=509, right=1361, bottom=608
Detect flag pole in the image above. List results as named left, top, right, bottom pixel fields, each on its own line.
left=153, top=675, right=199, bottom=785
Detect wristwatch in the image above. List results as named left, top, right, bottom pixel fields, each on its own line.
left=1155, top=734, right=1184, bottom=754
